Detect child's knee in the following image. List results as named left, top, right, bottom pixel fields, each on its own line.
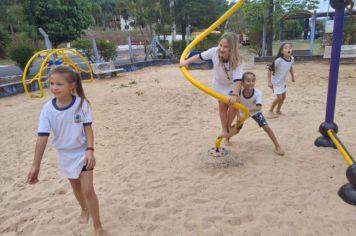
left=81, top=186, right=95, bottom=199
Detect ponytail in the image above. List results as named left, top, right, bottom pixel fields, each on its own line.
left=74, top=71, right=90, bottom=111
left=268, top=43, right=288, bottom=75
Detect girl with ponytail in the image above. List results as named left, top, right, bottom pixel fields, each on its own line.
left=27, top=65, right=104, bottom=235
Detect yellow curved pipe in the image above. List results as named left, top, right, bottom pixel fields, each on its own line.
left=22, top=48, right=94, bottom=98
left=327, top=129, right=354, bottom=166
left=179, top=0, right=249, bottom=149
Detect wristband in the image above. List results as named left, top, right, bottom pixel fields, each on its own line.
left=231, top=94, right=239, bottom=97
left=86, top=147, right=94, bottom=151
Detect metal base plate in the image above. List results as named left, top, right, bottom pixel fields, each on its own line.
left=208, top=147, right=228, bottom=157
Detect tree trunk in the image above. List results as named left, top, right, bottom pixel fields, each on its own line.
left=266, top=0, right=273, bottom=56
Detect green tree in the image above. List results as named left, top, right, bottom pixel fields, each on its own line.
left=173, top=0, right=228, bottom=40
left=227, top=0, right=320, bottom=56
left=0, top=27, right=10, bottom=58
left=23, top=0, right=92, bottom=48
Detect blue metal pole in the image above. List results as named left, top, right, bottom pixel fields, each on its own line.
left=325, top=8, right=345, bottom=123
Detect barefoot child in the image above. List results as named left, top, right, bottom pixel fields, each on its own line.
left=267, top=43, right=296, bottom=117
left=230, top=72, right=285, bottom=155
left=179, top=32, right=243, bottom=143
left=27, top=65, right=104, bottom=236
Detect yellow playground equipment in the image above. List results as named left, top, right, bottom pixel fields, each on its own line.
left=22, top=48, right=94, bottom=98
left=179, top=0, right=249, bottom=157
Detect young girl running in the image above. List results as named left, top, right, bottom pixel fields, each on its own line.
left=230, top=72, right=285, bottom=155
left=179, top=32, right=243, bottom=143
left=267, top=43, right=296, bottom=117
left=27, top=65, right=104, bottom=236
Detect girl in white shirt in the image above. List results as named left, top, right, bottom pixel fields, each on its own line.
left=180, top=32, right=243, bottom=143
left=267, top=43, right=296, bottom=118
left=27, top=66, right=104, bottom=236
left=230, top=72, right=285, bottom=155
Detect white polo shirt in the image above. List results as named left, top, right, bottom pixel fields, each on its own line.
left=239, top=88, right=262, bottom=116
left=200, top=47, right=243, bottom=85
left=37, top=95, right=92, bottom=150
left=272, top=56, right=294, bottom=86
left=37, top=95, right=93, bottom=179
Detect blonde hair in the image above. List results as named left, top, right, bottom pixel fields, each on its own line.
left=218, top=32, right=241, bottom=70
left=49, top=65, right=90, bottom=110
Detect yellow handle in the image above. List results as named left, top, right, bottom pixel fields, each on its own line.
left=327, top=129, right=354, bottom=166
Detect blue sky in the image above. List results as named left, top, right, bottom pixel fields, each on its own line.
left=318, top=0, right=331, bottom=12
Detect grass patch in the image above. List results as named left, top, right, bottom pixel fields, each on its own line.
left=0, top=58, right=15, bottom=65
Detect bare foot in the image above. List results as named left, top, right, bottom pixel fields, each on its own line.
left=79, top=208, right=89, bottom=224
left=228, top=126, right=241, bottom=138
left=276, top=111, right=283, bottom=115
left=95, top=227, right=105, bottom=236
left=223, top=138, right=232, bottom=146
left=267, top=111, right=278, bottom=119
left=274, top=146, right=285, bottom=156
left=220, top=130, right=229, bottom=139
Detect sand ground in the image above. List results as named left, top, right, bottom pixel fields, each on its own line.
left=1, top=61, right=356, bottom=236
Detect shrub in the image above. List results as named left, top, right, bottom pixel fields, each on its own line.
left=96, top=40, right=117, bottom=62
left=172, top=40, right=187, bottom=58
left=7, top=40, right=35, bottom=72
left=72, top=39, right=93, bottom=61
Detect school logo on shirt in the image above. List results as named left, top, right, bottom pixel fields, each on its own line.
left=74, top=114, right=82, bottom=123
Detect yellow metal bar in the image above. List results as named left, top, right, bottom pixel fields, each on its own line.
left=327, top=129, right=354, bottom=166
left=179, top=0, right=249, bottom=149
left=22, top=48, right=95, bottom=98
left=22, top=49, right=51, bottom=97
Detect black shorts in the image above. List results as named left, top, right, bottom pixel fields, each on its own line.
left=251, top=112, right=268, bottom=127
left=81, top=166, right=94, bottom=172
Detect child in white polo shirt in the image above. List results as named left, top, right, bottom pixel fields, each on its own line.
left=229, top=72, right=285, bottom=155
left=27, top=65, right=104, bottom=236
left=267, top=43, right=296, bottom=118
left=179, top=32, right=243, bottom=143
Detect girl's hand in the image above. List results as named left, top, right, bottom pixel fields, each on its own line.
left=85, top=150, right=96, bottom=170
left=268, top=82, right=273, bottom=89
left=27, top=166, right=40, bottom=184
left=179, top=61, right=188, bottom=68
left=229, top=96, right=239, bottom=105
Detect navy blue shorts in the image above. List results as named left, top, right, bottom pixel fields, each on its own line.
left=251, top=112, right=268, bottom=127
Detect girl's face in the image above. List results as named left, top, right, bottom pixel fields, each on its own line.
left=49, top=73, right=75, bottom=100
left=243, top=74, right=256, bottom=90
left=218, top=38, right=230, bottom=59
left=281, top=44, right=292, bottom=57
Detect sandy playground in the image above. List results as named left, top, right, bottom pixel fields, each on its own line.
left=1, top=61, right=356, bottom=235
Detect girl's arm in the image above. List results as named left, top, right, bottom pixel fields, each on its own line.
left=267, top=70, right=273, bottom=88
left=27, top=136, right=48, bottom=184
left=179, top=54, right=202, bottom=67
left=84, top=125, right=95, bottom=169
left=290, top=66, right=295, bottom=82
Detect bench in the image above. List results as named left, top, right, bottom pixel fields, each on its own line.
left=91, top=62, right=124, bottom=79
left=131, top=41, right=145, bottom=45
left=323, top=45, right=356, bottom=59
